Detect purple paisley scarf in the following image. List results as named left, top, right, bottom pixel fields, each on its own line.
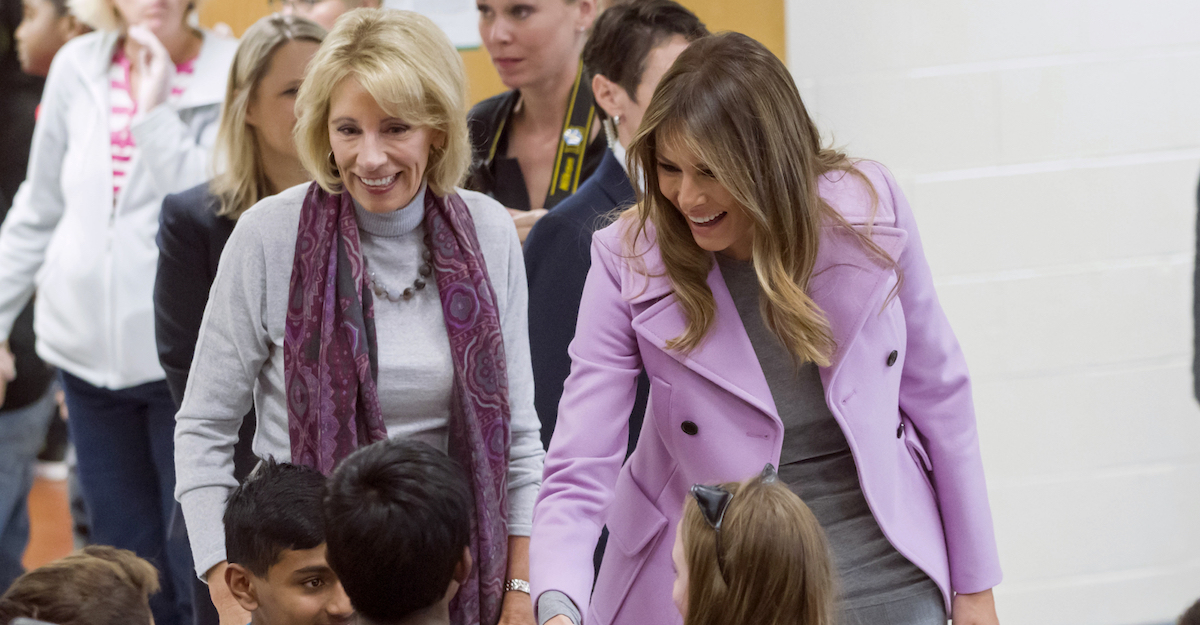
left=284, top=182, right=511, bottom=625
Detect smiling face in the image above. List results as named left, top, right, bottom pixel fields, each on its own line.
left=476, top=0, right=593, bottom=91
left=111, top=0, right=189, bottom=39
left=248, top=545, right=355, bottom=625
left=246, top=39, right=321, bottom=185
left=327, top=77, right=444, bottom=213
left=671, top=520, right=689, bottom=618
left=655, top=136, right=755, bottom=261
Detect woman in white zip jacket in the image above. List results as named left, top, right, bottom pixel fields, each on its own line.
left=0, top=0, right=235, bottom=620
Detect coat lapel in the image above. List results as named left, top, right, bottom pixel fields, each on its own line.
left=811, top=224, right=907, bottom=382
left=621, top=219, right=907, bottom=423
left=628, top=243, right=779, bottom=423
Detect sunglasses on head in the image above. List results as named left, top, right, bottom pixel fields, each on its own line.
left=689, top=463, right=778, bottom=583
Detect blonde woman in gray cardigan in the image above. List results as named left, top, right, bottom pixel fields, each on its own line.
left=0, top=0, right=234, bottom=620
left=174, top=10, right=545, bottom=625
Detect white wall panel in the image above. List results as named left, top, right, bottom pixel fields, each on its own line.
left=786, top=1, right=1200, bottom=621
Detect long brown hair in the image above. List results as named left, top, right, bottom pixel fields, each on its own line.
left=0, top=545, right=160, bottom=625
left=681, top=473, right=836, bottom=625
left=625, top=32, right=896, bottom=366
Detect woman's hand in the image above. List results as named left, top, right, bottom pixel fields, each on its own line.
left=127, top=25, right=175, bottom=113
left=501, top=535, right=536, bottom=624
left=508, top=208, right=548, bottom=245
left=206, top=561, right=252, bottom=625
left=951, top=588, right=999, bottom=625
left=499, top=589, right=537, bottom=625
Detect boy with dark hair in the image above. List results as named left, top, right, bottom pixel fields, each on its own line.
left=221, top=459, right=354, bottom=625
left=324, top=439, right=474, bottom=625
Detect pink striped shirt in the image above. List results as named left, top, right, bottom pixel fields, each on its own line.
left=109, top=45, right=196, bottom=205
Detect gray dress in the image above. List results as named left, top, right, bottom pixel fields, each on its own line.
left=717, top=255, right=946, bottom=625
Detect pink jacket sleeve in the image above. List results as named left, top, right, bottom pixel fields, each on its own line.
left=883, top=164, right=1003, bottom=593
left=529, top=229, right=643, bottom=615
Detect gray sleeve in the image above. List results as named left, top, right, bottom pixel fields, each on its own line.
left=537, top=590, right=581, bottom=625
left=498, top=209, right=545, bottom=536
left=173, top=208, right=273, bottom=579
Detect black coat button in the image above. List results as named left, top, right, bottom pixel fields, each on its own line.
left=896, top=422, right=905, bottom=438
left=887, top=350, right=899, bottom=366
left=681, top=421, right=699, bottom=435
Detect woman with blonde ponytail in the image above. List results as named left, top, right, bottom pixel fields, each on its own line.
left=152, top=14, right=323, bottom=623
left=532, top=32, right=1002, bottom=625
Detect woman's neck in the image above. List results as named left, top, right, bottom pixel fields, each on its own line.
left=515, top=54, right=582, bottom=132
left=260, top=148, right=309, bottom=196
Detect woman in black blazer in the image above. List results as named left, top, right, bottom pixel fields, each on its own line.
left=152, top=14, right=324, bottom=625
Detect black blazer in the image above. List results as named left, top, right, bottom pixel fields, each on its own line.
left=523, top=150, right=649, bottom=451
left=154, top=182, right=256, bottom=479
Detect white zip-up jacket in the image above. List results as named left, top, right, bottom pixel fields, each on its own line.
left=0, top=30, right=236, bottom=389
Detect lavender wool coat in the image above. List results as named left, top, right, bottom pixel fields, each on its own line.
left=529, top=161, right=1003, bottom=625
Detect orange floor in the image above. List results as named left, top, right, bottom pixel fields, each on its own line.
left=22, top=475, right=74, bottom=570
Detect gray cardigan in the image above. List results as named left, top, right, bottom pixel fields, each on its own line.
left=174, top=183, right=545, bottom=577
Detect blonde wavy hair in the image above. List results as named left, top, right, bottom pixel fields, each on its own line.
left=293, top=8, right=470, bottom=197
left=625, top=32, right=897, bottom=366
left=209, top=14, right=325, bottom=220
left=681, top=472, right=835, bottom=625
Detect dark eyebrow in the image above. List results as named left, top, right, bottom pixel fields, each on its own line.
left=291, top=565, right=332, bottom=576
left=330, top=117, right=357, bottom=125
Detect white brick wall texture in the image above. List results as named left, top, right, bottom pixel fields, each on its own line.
left=784, top=1, right=1200, bottom=623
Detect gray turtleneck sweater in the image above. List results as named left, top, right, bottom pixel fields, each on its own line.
left=174, top=183, right=545, bottom=578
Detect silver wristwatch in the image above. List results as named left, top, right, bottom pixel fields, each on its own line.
left=504, top=578, right=531, bottom=594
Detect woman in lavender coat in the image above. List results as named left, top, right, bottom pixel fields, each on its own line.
left=530, top=33, right=1002, bottom=625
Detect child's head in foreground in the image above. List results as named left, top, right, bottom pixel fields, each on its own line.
left=0, top=545, right=158, bottom=625
left=223, top=458, right=354, bottom=625
left=674, top=464, right=836, bottom=625
left=323, top=438, right=473, bottom=625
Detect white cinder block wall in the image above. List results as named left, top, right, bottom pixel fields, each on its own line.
left=782, top=2, right=1200, bottom=624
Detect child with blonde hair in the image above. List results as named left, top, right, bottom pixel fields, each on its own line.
left=673, top=465, right=836, bottom=625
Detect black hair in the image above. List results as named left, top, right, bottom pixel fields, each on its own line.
left=47, top=0, right=70, bottom=17
left=1181, top=597, right=1200, bottom=625
left=581, top=0, right=708, bottom=119
left=222, top=458, right=327, bottom=577
left=323, top=439, right=472, bottom=623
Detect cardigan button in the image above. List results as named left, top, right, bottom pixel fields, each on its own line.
left=681, top=421, right=699, bottom=436
left=887, top=350, right=899, bottom=367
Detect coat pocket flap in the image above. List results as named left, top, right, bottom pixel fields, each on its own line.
left=902, top=417, right=933, bottom=472
left=606, top=476, right=668, bottom=556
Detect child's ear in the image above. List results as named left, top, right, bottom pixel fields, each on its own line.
left=225, top=563, right=261, bottom=612
left=453, top=546, right=472, bottom=585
